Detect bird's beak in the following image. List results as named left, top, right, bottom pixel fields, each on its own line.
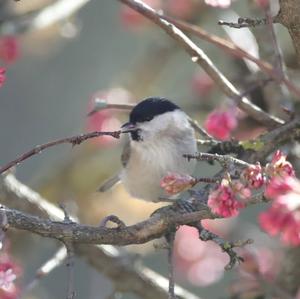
left=121, top=122, right=137, bottom=133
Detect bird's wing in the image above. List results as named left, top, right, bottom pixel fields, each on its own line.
left=98, top=137, right=130, bottom=192
left=98, top=173, right=121, bottom=192
left=121, top=137, right=131, bottom=167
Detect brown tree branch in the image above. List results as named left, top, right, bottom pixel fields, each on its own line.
left=160, top=15, right=300, bottom=99
left=265, top=6, right=285, bottom=80
left=218, top=17, right=268, bottom=28
left=0, top=174, right=200, bottom=299
left=1, top=205, right=214, bottom=245
left=2, top=111, right=300, bottom=252
left=275, top=0, right=300, bottom=65
left=1, top=99, right=300, bottom=298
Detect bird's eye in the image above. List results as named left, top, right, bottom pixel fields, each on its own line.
left=144, top=116, right=153, bottom=121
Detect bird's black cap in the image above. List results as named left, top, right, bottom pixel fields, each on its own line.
left=129, top=97, right=180, bottom=124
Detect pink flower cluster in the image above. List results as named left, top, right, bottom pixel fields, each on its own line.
left=207, top=150, right=298, bottom=235
left=204, top=108, right=238, bottom=140
left=242, top=162, right=265, bottom=189
left=265, top=150, right=295, bottom=177
left=258, top=150, right=300, bottom=246
left=0, top=36, right=19, bottom=89
left=160, top=173, right=196, bottom=195
left=206, top=150, right=300, bottom=245
left=0, top=252, right=20, bottom=299
left=259, top=179, right=300, bottom=246
left=0, top=36, right=19, bottom=64
left=259, top=197, right=300, bottom=246
left=208, top=179, right=250, bottom=217
left=0, top=68, right=6, bottom=87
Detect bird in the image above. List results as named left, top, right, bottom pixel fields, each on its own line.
left=99, top=97, right=197, bottom=202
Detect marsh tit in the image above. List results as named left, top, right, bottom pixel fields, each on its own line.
left=99, top=97, right=197, bottom=202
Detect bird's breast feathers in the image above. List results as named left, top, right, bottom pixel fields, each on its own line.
left=121, top=131, right=197, bottom=201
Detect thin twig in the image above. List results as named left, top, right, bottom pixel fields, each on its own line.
left=265, top=6, right=285, bottom=81
left=218, top=17, right=268, bottom=29
left=0, top=209, right=8, bottom=249
left=160, top=15, right=300, bottom=100
left=184, top=152, right=251, bottom=168
left=194, top=177, right=220, bottom=184
left=117, top=0, right=283, bottom=127
left=187, top=117, right=215, bottom=140
left=0, top=130, right=121, bottom=174
left=197, top=139, right=220, bottom=146
left=60, top=203, right=73, bottom=223
left=192, top=223, right=252, bottom=270
left=233, top=78, right=273, bottom=103
left=87, top=101, right=135, bottom=116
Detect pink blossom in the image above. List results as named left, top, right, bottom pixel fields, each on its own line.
left=265, top=150, right=295, bottom=178
left=160, top=172, right=196, bottom=195
left=0, top=37, right=20, bottom=64
left=265, top=176, right=299, bottom=199
left=192, top=71, right=214, bottom=97
left=204, top=0, right=232, bottom=9
left=120, top=0, right=161, bottom=29
left=242, top=163, right=265, bottom=189
left=0, top=68, right=6, bottom=87
left=208, top=179, right=244, bottom=217
left=0, top=253, right=20, bottom=299
left=204, top=109, right=237, bottom=140
left=259, top=193, right=300, bottom=246
left=0, top=269, right=16, bottom=291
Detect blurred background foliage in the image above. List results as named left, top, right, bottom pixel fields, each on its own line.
left=0, top=0, right=298, bottom=298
